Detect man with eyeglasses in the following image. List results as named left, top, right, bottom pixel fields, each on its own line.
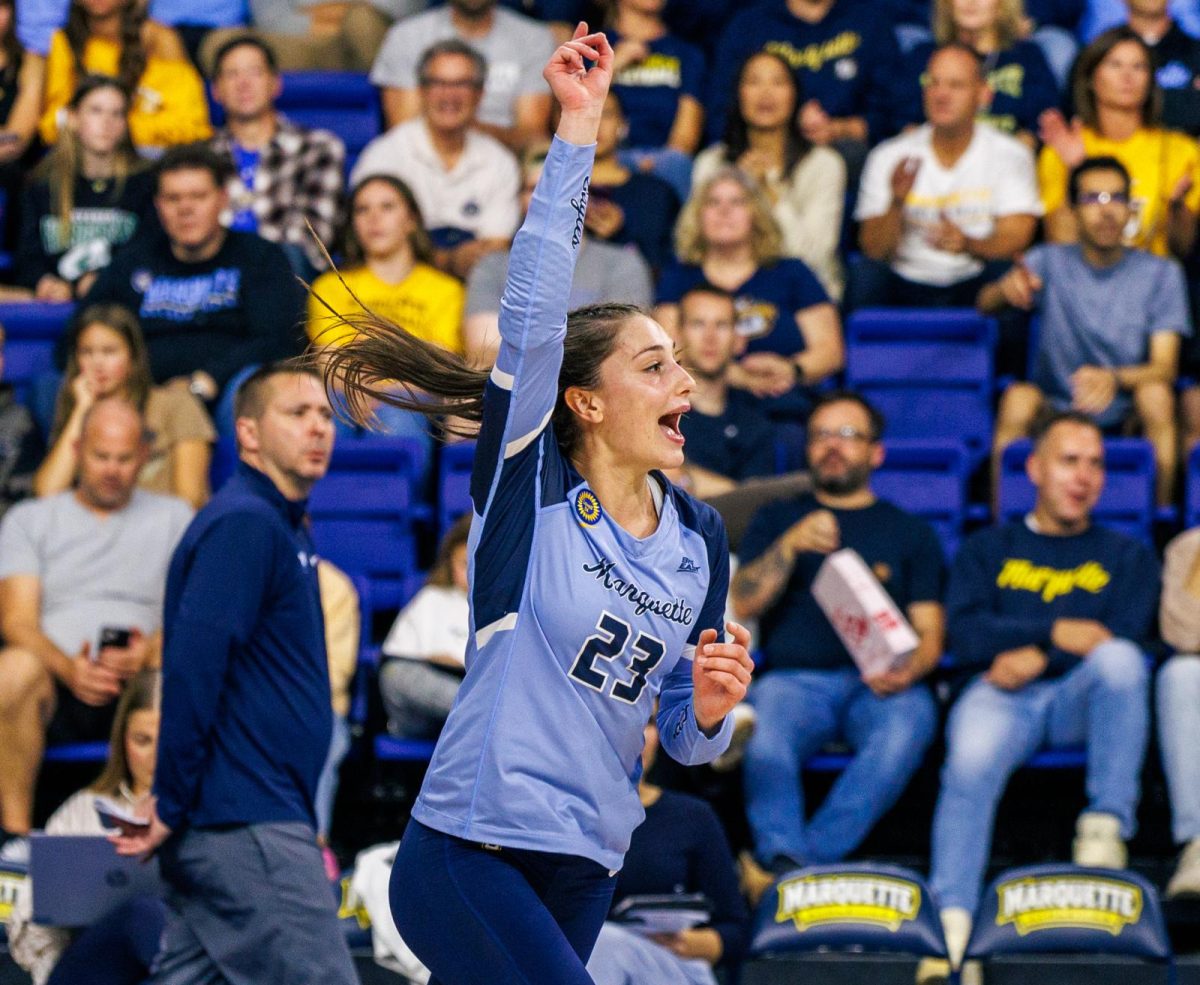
left=351, top=39, right=520, bottom=278
left=729, top=391, right=945, bottom=884
left=370, top=0, right=554, bottom=150
left=982, top=155, right=1189, bottom=506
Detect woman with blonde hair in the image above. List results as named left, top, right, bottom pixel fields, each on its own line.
left=39, top=0, right=210, bottom=150
left=691, top=50, right=846, bottom=299
left=1039, top=26, right=1200, bottom=257
left=898, top=0, right=1060, bottom=145
left=18, top=75, right=155, bottom=301
left=6, top=670, right=167, bottom=985
left=35, top=303, right=215, bottom=508
left=656, top=168, right=843, bottom=417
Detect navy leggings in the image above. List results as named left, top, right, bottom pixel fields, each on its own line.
left=390, top=820, right=617, bottom=985
left=47, top=894, right=166, bottom=985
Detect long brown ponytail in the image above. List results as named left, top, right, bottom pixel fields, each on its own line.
left=316, top=297, right=639, bottom=456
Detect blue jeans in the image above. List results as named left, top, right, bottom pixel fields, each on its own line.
left=1157, top=655, right=1200, bottom=843
left=930, top=639, right=1149, bottom=912
left=314, top=713, right=350, bottom=840
left=617, top=149, right=693, bottom=204
left=743, top=668, right=938, bottom=865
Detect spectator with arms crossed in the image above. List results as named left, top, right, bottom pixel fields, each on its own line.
left=981, top=156, right=1188, bottom=505
left=928, top=411, right=1159, bottom=975
left=731, top=392, right=944, bottom=879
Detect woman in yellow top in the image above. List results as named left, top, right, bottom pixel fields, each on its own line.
left=309, top=174, right=465, bottom=356
left=40, top=0, right=210, bottom=151
left=310, top=175, right=464, bottom=476
left=1038, top=26, right=1200, bottom=258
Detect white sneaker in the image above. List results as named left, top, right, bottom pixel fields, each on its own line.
left=1167, top=838, right=1200, bottom=899
left=916, top=908, right=973, bottom=984
left=941, top=907, right=973, bottom=969
left=711, top=703, right=756, bottom=772
left=1072, top=812, right=1127, bottom=868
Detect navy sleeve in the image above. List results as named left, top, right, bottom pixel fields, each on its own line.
left=688, top=797, right=750, bottom=965
left=945, top=531, right=1055, bottom=670
left=201, top=240, right=305, bottom=389
left=154, top=514, right=277, bottom=831
left=788, top=259, right=831, bottom=310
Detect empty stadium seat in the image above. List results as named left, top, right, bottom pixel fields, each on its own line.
left=873, top=439, right=970, bottom=557
left=0, top=302, right=72, bottom=405
left=309, top=436, right=428, bottom=611
left=438, top=440, right=476, bottom=537
left=997, top=438, right=1156, bottom=543
left=43, top=741, right=108, bottom=764
left=845, top=308, right=996, bottom=463
left=374, top=735, right=437, bottom=763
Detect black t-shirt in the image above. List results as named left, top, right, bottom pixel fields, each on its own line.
left=80, top=229, right=306, bottom=389
left=17, top=168, right=158, bottom=288
left=740, top=493, right=945, bottom=671
left=680, top=389, right=776, bottom=481
left=1151, top=22, right=1200, bottom=136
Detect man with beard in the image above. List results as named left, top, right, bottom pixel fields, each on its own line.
left=729, top=391, right=945, bottom=876
left=982, top=156, right=1188, bottom=506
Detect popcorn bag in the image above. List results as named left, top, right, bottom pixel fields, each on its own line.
left=812, top=549, right=919, bottom=677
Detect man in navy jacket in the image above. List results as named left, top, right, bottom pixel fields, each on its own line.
left=112, top=364, right=356, bottom=984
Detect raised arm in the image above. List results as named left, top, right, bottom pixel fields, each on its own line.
left=469, top=26, right=614, bottom=514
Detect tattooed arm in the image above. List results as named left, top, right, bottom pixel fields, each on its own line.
left=731, top=509, right=839, bottom=621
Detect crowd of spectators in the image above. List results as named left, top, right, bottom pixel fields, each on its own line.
left=6, top=0, right=1200, bottom=982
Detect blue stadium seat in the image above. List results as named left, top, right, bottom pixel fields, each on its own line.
left=0, top=302, right=73, bottom=405
left=43, top=741, right=108, bottom=763
left=997, top=438, right=1156, bottom=543
left=872, top=439, right=970, bottom=557
left=845, top=308, right=996, bottom=463
left=1188, top=443, right=1200, bottom=529
left=439, top=440, right=476, bottom=538
left=374, top=734, right=436, bottom=763
left=309, top=436, right=428, bottom=610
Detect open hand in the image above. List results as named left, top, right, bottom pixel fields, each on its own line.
left=109, top=800, right=172, bottom=860
left=1038, top=110, right=1086, bottom=168
left=692, top=621, right=753, bottom=733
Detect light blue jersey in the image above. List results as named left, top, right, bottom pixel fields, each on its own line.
left=411, top=137, right=733, bottom=872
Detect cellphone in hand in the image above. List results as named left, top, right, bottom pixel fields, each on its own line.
left=98, top=626, right=132, bottom=654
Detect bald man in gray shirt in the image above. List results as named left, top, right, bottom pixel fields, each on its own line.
left=0, top=399, right=192, bottom=844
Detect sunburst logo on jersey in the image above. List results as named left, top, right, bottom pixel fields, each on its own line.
left=575, top=489, right=602, bottom=526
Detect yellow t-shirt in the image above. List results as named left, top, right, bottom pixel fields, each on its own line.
left=308, top=263, right=466, bottom=356
left=40, top=31, right=212, bottom=149
left=1038, top=126, right=1200, bottom=256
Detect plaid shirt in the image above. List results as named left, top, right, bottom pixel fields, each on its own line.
left=212, top=117, right=345, bottom=272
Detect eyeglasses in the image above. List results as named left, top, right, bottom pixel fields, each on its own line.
left=808, top=426, right=874, bottom=445
left=419, top=77, right=483, bottom=91
left=1076, top=191, right=1129, bottom=206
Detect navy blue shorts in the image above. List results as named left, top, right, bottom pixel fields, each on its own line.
left=390, top=820, right=617, bottom=985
